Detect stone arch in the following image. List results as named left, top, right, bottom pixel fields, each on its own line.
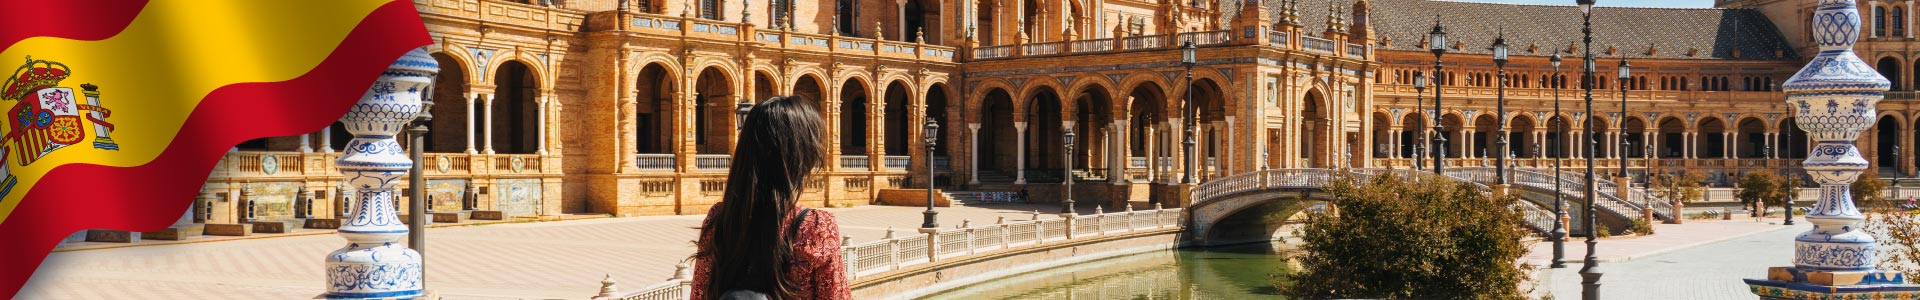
left=925, top=82, right=953, bottom=158
left=1879, top=56, right=1905, bottom=91
left=1117, top=73, right=1176, bottom=108
left=1024, top=85, right=1067, bottom=177
left=968, top=78, right=1018, bottom=123
left=1017, top=76, right=1069, bottom=116
left=790, top=73, right=829, bottom=114
left=1509, top=113, right=1538, bottom=158
left=635, top=62, right=679, bottom=155
left=751, top=70, right=779, bottom=104
left=427, top=45, right=479, bottom=86
left=490, top=60, right=544, bottom=154
left=1875, top=115, right=1903, bottom=174
left=692, top=66, right=738, bottom=154
left=1697, top=117, right=1729, bottom=158
left=978, top=88, right=1019, bottom=181
left=786, top=66, right=830, bottom=95
left=883, top=80, right=915, bottom=155
left=1736, top=117, right=1769, bottom=158
left=1655, top=116, right=1686, bottom=158
left=1302, top=88, right=1336, bottom=167
left=425, top=52, right=471, bottom=153
left=840, top=76, right=873, bottom=155
left=1371, top=111, right=1394, bottom=158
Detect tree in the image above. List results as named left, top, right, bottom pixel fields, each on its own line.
left=1278, top=173, right=1531, bottom=300
left=1863, top=201, right=1920, bottom=283
left=1650, top=170, right=1708, bottom=204
left=1854, top=171, right=1890, bottom=208
left=1735, top=172, right=1782, bottom=211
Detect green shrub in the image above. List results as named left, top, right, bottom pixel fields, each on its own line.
left=1277, top=173, right=1531, bottom=300
left=1597, top=223, right=1612, bottom=238
left=1629, top=218, right=1656, bottom=235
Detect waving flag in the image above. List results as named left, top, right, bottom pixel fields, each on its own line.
left=0, top=0, right=430, bottom=297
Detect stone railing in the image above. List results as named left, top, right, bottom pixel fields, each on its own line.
left=1177, top=30, right=1231, bottom=46
left=598, top=10, right=957, bottom=64
left=1189, top=168, right=1556, bottom=234
left=1269, top=31, right=1290, bottom=47
left=1070, top=39, right=1114, bottom=52
left=1346, top=42, right=1368, bottom=57
left=492, top=154, right=543, bottom=174
left=1128, top=157, right=1149, bottom=169
left=228, top=151, right=307, bottom=177
left=1120, top=34, right=1170, bottom=50
left=595, top=207, right=1184, bottom=300
left=634, top=154, right=675, bottom=171
left=883, top=155, right=911, bottom=170
left=416, top=0, right=585, bottom=32
left=1375, top=84, right=1787, bottom=103
left=1021, top=41, right=1062, bottom=56
left=974, top=45, right=1013, bottom=59
left=1301, top=36, right=1337, bottom=54
left=840, top=155, right=871, bottom=170
left=693, top=154, right=731, bottom=171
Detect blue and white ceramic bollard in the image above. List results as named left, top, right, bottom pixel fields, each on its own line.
left=325, top=48, right=437, bottom=299
left=1746, top=0, right=1920, bottom=298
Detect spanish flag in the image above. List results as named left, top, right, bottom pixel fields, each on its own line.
left=0, top=0, right=429, bottom=297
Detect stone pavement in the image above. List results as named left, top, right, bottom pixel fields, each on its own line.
left=18, top=202, right=1087, bottom=300
left=1532, top=218, right=1805, bottom=300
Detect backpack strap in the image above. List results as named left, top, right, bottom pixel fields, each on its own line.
left=786, top=208, right=813, bottom=244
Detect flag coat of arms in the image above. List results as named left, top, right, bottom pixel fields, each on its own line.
left=0, top=0, right=431, bottom=297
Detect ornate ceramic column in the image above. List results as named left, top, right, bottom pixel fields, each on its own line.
left=325, top=48, right=435, bottom=299
left=1746, top=0, right=1919, bottom=297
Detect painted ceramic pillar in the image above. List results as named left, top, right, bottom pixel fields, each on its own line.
left=325, top=48, right=436, bottom=299
left=1746, top=0, right=1919, bottom=297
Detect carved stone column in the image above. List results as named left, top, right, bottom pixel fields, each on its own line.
left=325, top=48, right=435, bottom=299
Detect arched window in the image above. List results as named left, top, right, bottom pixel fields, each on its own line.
left=837, top=0, right=858, bottom=35
left=1878, top=6, right=1889, bottom=37
left=1897, top=6, right=1908, bottom=37
left=699, top=0, right=721, bottom=20
left=770, top=0, right=792, bottom=28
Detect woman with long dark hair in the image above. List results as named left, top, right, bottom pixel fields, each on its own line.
left=690, top=95, right=849, bottom=300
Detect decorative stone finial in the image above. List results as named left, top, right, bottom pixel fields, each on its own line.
left=674, top=261, right=693, bottom=280
left=1031, top=210, right=1042, bottom=221
left=884, top=227, right=896, bottom=239
left=1095, top=205, right=1104, bottom=215
left=596, top=274, right=619, bottom=298
left=961, top=219, right=972, bottom=228
left=996, top=216, right=1006, bottom=224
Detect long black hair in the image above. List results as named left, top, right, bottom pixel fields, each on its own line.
left=698, top=95, right=828, bottom=299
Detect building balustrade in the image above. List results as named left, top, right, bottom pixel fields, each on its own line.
left=593, top=207, right=1184, bottom=300
left=634, top=154, right=675, bottom=171
left=1301, top=36, right=1337, bottom=54
left=883, top=156, right=911, bottom=170
left=1021, top=41, right=1062, bottom=56
left=932, top=156, right=951, bottom=170
left=212, top=151, right=571, bottom=180
left=1269, top=31, right=1290, bottom=47
left=693, top=154, right=731, bottom=171
left=577, top=9, right=958, bottom=64
left=840, top=155, right=871, bottom=170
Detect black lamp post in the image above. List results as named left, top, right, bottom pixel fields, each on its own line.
left=1063, top=128, right=1076, bottom=214
left=1493, top=33, right=1511, bottom=185
left=1414, top=71, right=1429, bottom=171
left=1784, top=126, right=1797, bottom=225
left=1429, top=16, right=1449, bottom=175
left=1576, top=0, right=1604, bottom=299
left=923, top=118, right=940, bottom=228
left=1549, top=53, right=1567, bottom=269
left=1181, top=40, right=1198, bottom=183
left=1618, top=59, right=1632, bottom=178
left=406, top=70, right=437, bottom=289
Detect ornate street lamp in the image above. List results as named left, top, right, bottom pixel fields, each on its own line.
left=1429, top=16, right=1449, bottom=175
left=1181, top=40, right=1198, bottom=183
left=1493, top=32, right=1511, bottom=185
left=1414, top=71, right=1429, bottom=171
left=736, top=98, right=754, bottom=129
left=1063, top=128, right=1077, bottom=213
left=922, top=118, right=941, bottom=229
left=1549, top=53, right=1567, bottom=269
left=1575, top=0, right=1605, bottom=298
left=1618, top=59, right=1632, bottom=178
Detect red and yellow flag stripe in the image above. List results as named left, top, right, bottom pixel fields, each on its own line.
left=0, top=0, right=430, bottom=297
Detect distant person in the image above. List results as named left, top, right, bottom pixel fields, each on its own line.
left=691, top=95, right=849, bottom=300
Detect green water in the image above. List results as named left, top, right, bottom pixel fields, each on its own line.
left=920, top=243, right=1295, bottom=300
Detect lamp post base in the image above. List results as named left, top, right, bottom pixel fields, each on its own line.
left=1745, top=267, right=1920, bottom=299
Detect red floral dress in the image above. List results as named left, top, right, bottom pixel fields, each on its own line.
left=690, top=205, right=850, bottom=300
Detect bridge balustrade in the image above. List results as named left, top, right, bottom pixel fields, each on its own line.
left=592, top=207, right=1185, bottom=300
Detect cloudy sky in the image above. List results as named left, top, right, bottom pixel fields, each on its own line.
left=1451, top=0, right=1715, bottom=8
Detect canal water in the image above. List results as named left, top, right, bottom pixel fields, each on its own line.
left=920, top=243, right=1295, bottom=299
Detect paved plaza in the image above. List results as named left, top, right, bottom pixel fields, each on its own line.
left=18, top=203, right=1086, bottom=300
left=1533, top=218, right=1804, bottom=300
